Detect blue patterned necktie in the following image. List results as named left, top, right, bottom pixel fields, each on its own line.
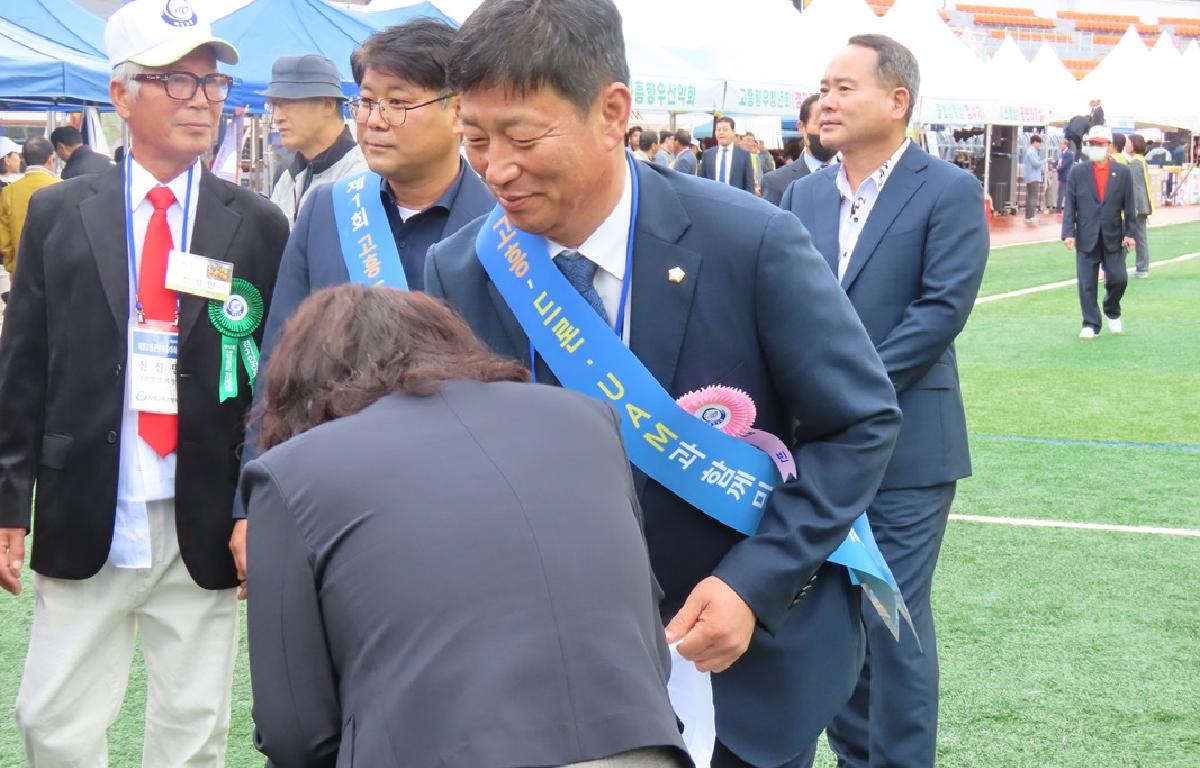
left=553, top=250, right=609, bottom=324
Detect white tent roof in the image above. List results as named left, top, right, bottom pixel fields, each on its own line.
left=1029, top=42, right=1082, bottom=122
left=881, top=0, right=992, bottom=125
left=1080, top=25, right=1194, bottom=128
left=985, top=35, right=1049, bottom=125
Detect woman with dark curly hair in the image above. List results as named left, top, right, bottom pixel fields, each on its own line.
left=243, top=284, right=688, bottom=768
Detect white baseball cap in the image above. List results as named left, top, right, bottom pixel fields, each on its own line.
left=106, top=0, right=238, bottom=70
left=1085, top=125, right=1113, bottom=145
left=0, top=137, right=19, bottom=157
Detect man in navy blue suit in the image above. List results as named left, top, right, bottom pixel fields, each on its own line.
left=699, top=116, right=758, bottom=194
left=227, top=19, right=493, bottom=563
left=1061, top=124, right=1136, bottom=339
left=782, top=34, right=989, bottom=768
left=426, top=2, right=902, bottom=766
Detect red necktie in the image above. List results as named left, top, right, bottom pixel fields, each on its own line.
left=137, top=186, right=178, bottom=458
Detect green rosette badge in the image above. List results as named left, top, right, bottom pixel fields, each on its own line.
left=208, top=278, right=264, bottom=403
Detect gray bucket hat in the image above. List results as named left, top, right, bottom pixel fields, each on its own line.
left=259, top=54, right=345, bottom=100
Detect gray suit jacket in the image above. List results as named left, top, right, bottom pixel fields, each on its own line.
left=782, top=143, right=988, bottom=489
left=672, top=149, right=697, bottom=175
left=761, top=158, right=811, bottom=206
left=244, top=381, right=689, bottom=768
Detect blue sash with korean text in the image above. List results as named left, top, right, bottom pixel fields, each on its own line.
left=474, top=204, right=914, bottom=638
left=332, top=171, right=408, bottom=289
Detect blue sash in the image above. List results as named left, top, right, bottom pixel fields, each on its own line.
left=332, top=171, right=408, bottom=289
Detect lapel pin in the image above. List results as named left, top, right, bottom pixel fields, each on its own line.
left=668, top=266, right=686, bottom=284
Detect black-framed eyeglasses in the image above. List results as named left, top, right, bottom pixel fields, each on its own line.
left=132, top=72, right=234, bottom=102
left=346, top=93, right=452, bottom=127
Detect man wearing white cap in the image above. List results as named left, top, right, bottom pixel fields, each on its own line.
left=0, top=1, right=288, bottom=764
left=1061, top=124, right=1136, bottom=338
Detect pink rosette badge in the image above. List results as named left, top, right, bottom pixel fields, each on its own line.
left=676, top=386, right=796, bottom=481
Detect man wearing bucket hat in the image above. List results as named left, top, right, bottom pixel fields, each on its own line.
left=264, top=54, right=368, bottom=225
left=0, top=0, right=288, bottom=764
left=1061, top=124, right=1136, bottom=339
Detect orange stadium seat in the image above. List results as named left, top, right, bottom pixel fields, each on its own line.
left=1159, top=16, right=1200, bottom=26
left=956, top=4, right=1037, bottom=15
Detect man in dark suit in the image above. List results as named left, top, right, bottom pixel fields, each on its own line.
left=699, top=116, right=757, bottom=194
left=781, top=34, right=988, bottom=768
left=50, top=125, right=115, bottom=180
left=1062, top=124, right=1136, bottom=338
left=1089, top=97, right=1105, bottom=127
left=227, top=19, right=493, bottom=550
left=427, top=2, right=902, bottom=766
left=763, top=94, right=837, bottom=206
left=0, top=1, right=287, bottom=762
left=244, top=286, right=689, bottom=768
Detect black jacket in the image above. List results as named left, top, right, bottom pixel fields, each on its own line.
left=0, top=164, right=288, bottom=588
left=61, top=145, right=114, bottom=180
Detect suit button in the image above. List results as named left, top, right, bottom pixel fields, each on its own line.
left=106, top=430, right=118, bottom=444
left=115, top=363, right=122, bottom=376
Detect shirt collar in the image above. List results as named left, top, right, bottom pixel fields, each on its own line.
left=801, top=149, right=825, bottom=173
left=128, top=154, right=200, bottom=209
left=547, top=159, right=633, bottom=281
left=380, top=156, right=468, bottom=215
left=835, top=137, right=910, bottom=200
left=289, top=126, right=358, bottom=179
left=24, top=166, right=57, bottom=178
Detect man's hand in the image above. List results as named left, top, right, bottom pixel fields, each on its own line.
left=1122, top=236, right=1136, bottom=250
left=664, top=576, right=757, bottom=674
left=230, top=519, right=247, bottom=600
left=1064, top=237, right=1076, bottom=251
left=0, top=528, right=26, bottom=596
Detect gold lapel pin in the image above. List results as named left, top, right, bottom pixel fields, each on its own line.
left=668, top=266, right=686, bottom=283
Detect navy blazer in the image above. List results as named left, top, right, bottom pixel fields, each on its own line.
left=1061, top=160, right=1135, bottom=253
left=762, top=157, right=811, bottom=206
left=427, top=161, right=901, bottom=767
left=699, top=144, right=756, bottom=193
left=781, top=143, right=989, bottom=491
left=233, top=162, right=493, bottom=515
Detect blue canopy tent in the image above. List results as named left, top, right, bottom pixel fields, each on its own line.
left=0, top=18, right=110, bottom=105
left=214, top=0, right=379, bottom=112
left=344, top=1, right=458, bottom=29
left=0, top=0, right=106, bottom=58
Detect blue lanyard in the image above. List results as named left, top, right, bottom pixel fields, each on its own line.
left=530, top=152, right=640, bottom=382
left=124, top=152, right=194, bottom=324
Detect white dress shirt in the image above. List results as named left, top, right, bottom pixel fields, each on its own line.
left=801, top=149, right=827, bottom=174
left=547, top=161, right=634, bottom=344
left=834, top=138, right=910, bottom=281
left=110, top=156, right=200, bottom=568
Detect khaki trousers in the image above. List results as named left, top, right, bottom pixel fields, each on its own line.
left=15, top=499, right=238, bottom=768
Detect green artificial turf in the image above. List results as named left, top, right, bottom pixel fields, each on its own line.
left=2, top=224, right=1198, bottom=766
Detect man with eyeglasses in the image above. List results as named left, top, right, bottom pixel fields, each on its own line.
left=263, top=54, right=368, bottom=225
left=226, top=17, right=493, bottom=567
left=0, top=1, right=288, bottom=763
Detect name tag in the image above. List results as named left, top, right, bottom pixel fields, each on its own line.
left=129, top=321, right=179, bottom=415
left=165, top=250, right=234, bottom=301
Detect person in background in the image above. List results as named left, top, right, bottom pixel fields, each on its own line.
left=626, top=124, right=643, bottom=152
left=1126, top=133, right=1153, bottom=278
left=756, top=139, right=776, bottom=175
left=672, top=128, right=697, bottom=174
left=49, top=126, right=114, bottom=180
left=0, top=137, right=23, bottom=187
left=244, top=285, right=690, bottom=768
left=1062, top=125, right=1136, bottom=338
left=1171, top=141, right=1187, bottom=165
left=263, top=54, right=368, bottom=226
left=657, top=129, right=676, bottom=167
left=113, top=144, right=127, bottom=164
left=740, top=132, right=763, bottom=193
left=0, top=138, right=59, bottom=276
left=1145, top=140, right=1169, bottom=167
left=700, top=116, right=756, bottom=193
left=1055, top=139, right=1074, bottom=211
left=1022, top=134, right=1045, bottom=225
left=634, top=130, right=658, bottom=163
left=1089, top=97, right=1105, bottom=127
left=763, top=93, right=836, bottom=206
left=1110, top=132, right=1129, bottom=165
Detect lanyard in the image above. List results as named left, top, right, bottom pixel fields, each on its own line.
left=124, top=152, right=194, bottom=324
left=530, top=151, right=640, bottom=383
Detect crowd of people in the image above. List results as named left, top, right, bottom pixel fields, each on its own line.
left=0, top=0, right=1158, bottom=766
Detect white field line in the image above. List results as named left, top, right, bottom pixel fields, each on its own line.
left=975, top=251, right=1199, bottom=304
left=950, top=513, right=1200, bottom=537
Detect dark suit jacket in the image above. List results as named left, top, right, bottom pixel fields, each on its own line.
left=244, top=381, right=689, bottom=768
left=673, top=149, right=697, bottom=175
left=761, top=157, right=812, bottom=206
left=699, top=143, right=756, bottom=193
left=427, top=162, right=901, bottom=767
left=232, top=161, right=493, bottom=514
left=61, top=146, right=114, bottom=180
left=0, top=164, right=287, bottom=588
left=782, top=142, right=988, bottom=491
left=1061, top=160, right=1135, bottom=253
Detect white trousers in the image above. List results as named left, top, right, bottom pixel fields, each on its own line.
left=15, top=499, right=238, bottom=768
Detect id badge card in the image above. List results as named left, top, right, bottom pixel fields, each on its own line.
left=164, top=250, right=234, bottom=301
left=129, top=321, right=179, bottom=415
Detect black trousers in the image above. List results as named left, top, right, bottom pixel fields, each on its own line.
left=1076, top=242, right=1127, bottom=330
